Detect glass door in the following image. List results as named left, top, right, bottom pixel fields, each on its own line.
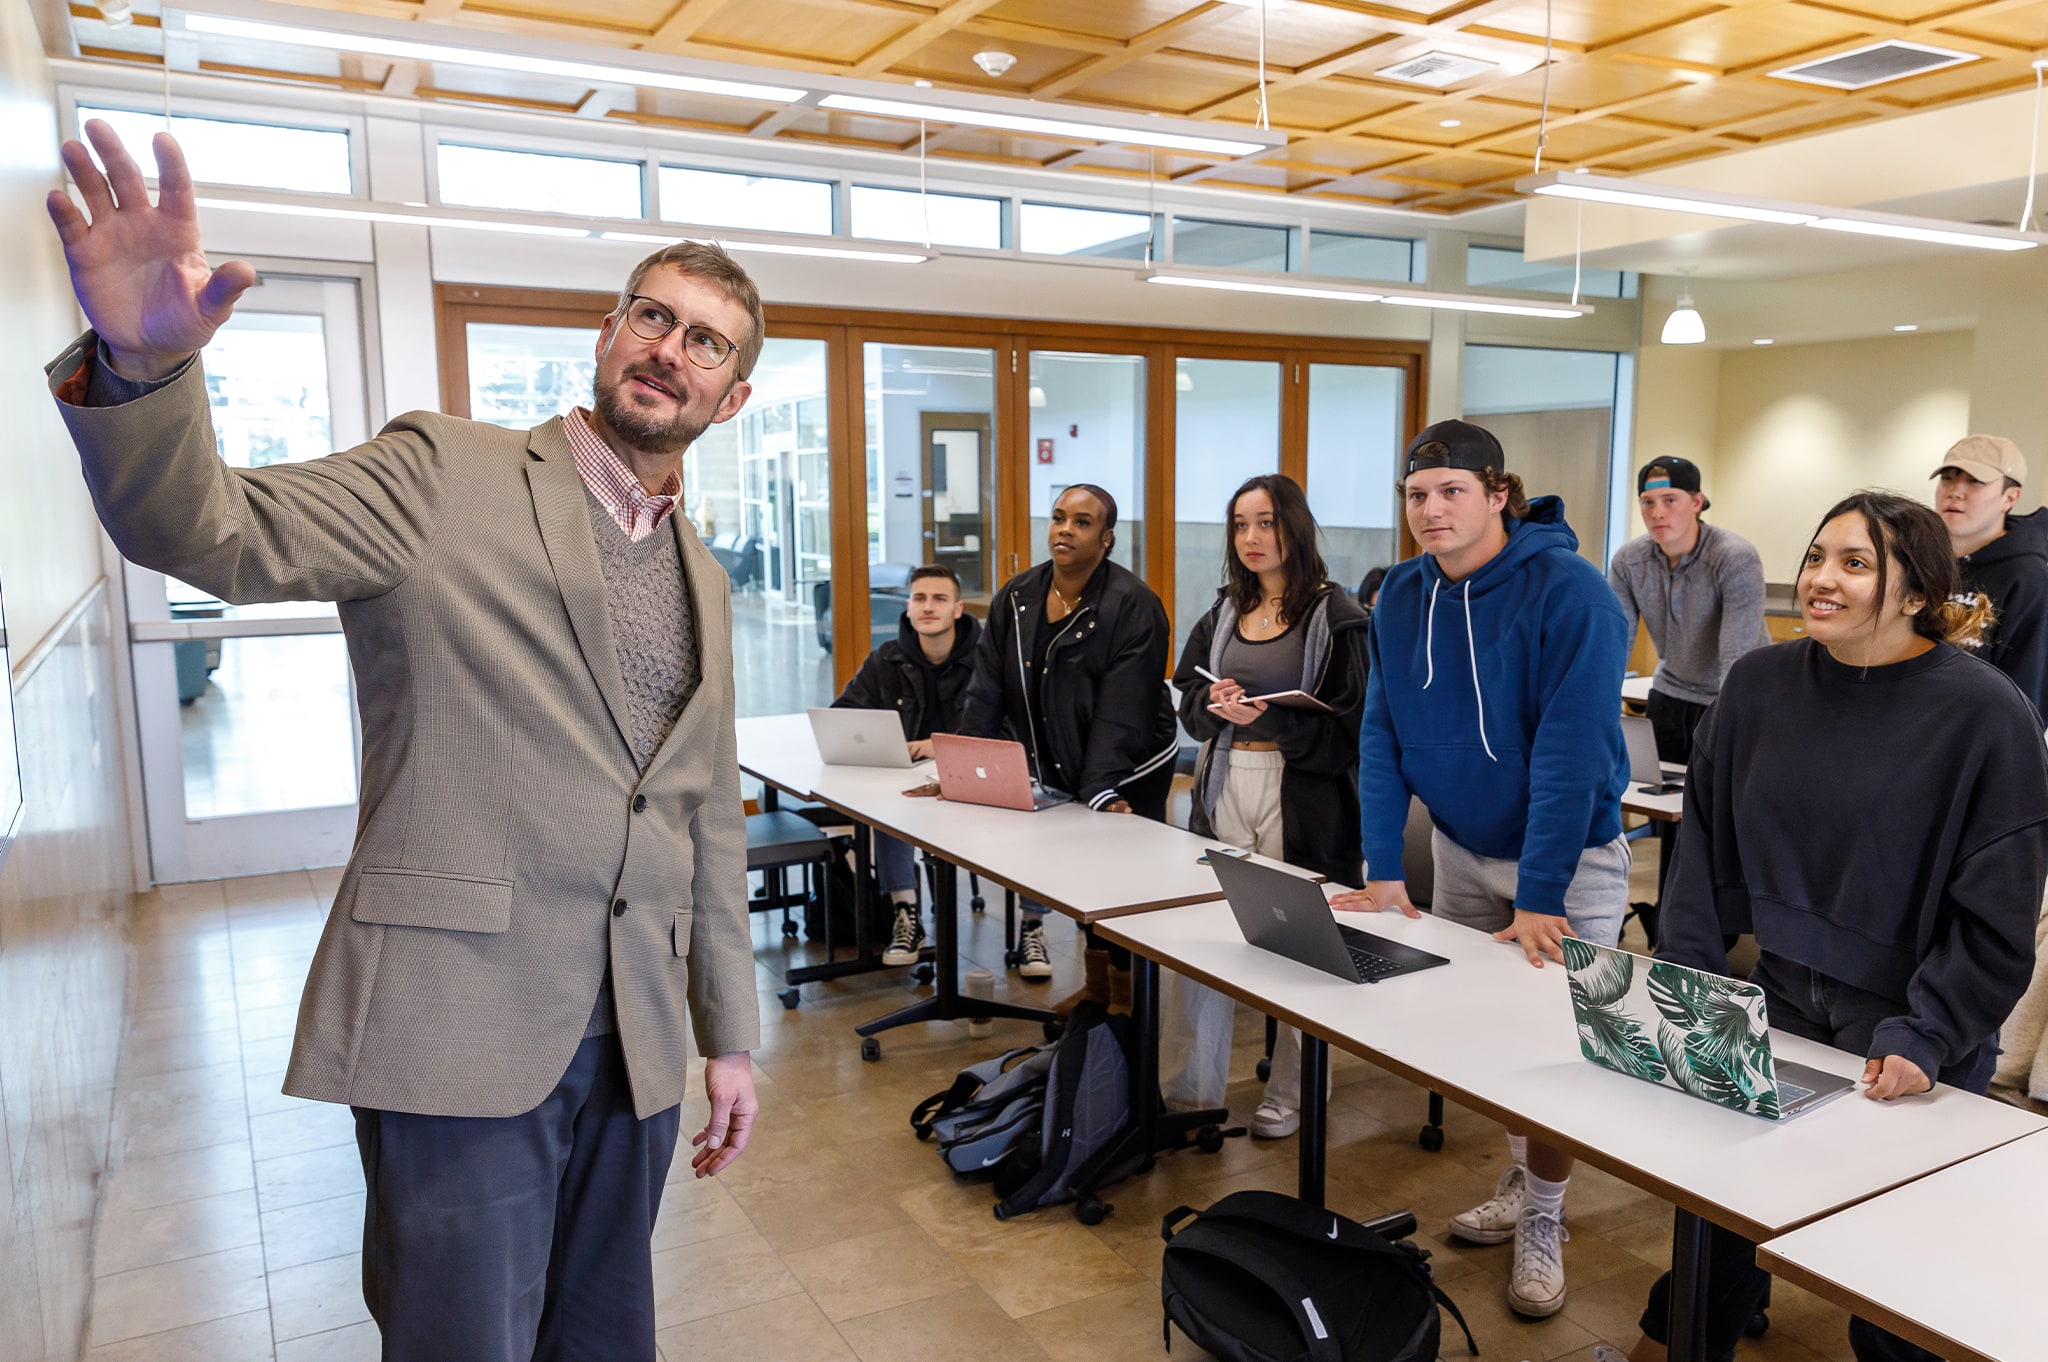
left=862, top=341, right=1000, bottom=628
left=1023, top=349, right=1148, bottom=578
left=1302, top=362, right=1407, bottom=597
left=1172, top=355, right=1282, bottom=656
left=125, top=274, right=370, bottom=882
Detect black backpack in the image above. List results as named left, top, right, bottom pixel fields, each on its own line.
left=1160, top=1191, right=1477, bottom=1362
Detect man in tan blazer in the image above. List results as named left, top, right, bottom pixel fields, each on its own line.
left=46, top=121, right=761, bottom=1361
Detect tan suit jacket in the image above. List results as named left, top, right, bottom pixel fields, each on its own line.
left=51, top=337, right=758, bottom=1119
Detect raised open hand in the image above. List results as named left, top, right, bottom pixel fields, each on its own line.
left=46, top=120, right=255, bottom=382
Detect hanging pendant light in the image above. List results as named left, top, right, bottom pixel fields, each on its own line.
left=1661, top=280, right=1706, bottom=345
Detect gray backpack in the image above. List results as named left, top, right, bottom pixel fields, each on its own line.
left=911, top=1044, right=1057, bottom=1176
left=993, top=1002, right=1140, bottom=1220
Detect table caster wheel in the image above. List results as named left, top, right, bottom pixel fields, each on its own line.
left=1042, top=1020, right=1064, bottom=1043
left=777, top=988, right=800, bottom=1010
left=1197, top=1125, right=1227, bottom=1155
left=1075, top=1197, right=1111, bottom=1226
left=1744, top=1312, right=1769, bottom=1340
left=913, top=964, right=935, bottom=986
left=860, top=1037, right=881, bottom=1062
left=971, top=895, right=986, bottom=913
left=1004, top=948, right=1023, bottom=969
left=1255, top=1058, right=1272, bottom=1082
left=780, top=920, right=799, bottom=938
left=1417, top=1124, right=1445, bottom=1153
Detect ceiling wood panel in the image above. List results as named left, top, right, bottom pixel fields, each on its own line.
left=69, top=0, right=2048, bottom=213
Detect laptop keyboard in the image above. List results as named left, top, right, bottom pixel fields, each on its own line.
left=1777, top=1081, right=1814, bottom=1104
left=1347, top=946, right=1408, bottom=983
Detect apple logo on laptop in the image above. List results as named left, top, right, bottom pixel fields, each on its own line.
left=975, top=766, right=988, bottom=779
left=854, top=733, right=866, bottom=744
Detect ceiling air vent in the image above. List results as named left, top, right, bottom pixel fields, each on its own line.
left=1376, top=51, right=1498, bottom=88
left=1769, top=40, right=1977, bottom=90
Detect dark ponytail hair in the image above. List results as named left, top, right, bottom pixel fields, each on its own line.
left=1223, top=473, right=1328, bottom=629
left=1806, top=490, right=1994, bottom=647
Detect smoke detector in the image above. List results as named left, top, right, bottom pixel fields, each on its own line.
left=973, top=50, right=1017, bottom=78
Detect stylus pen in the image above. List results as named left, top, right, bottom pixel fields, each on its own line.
left=1193, top=665, right=1224, bottom=686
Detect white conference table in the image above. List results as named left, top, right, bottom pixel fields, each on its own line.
left=1095, top=898, right=2045, bottom=1362
left=1757, top=1127, right=2048, bottom=1362
left=1623, top=675, right=1654, bottom=707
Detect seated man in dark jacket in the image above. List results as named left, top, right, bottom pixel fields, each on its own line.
left=833, top=565, right=981, bottom=965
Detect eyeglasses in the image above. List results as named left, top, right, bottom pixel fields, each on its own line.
left=619, top=295, right=740, bottom=371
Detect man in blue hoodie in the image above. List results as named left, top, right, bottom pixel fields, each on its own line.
left=1335, top=419, right=1630, bottom=1320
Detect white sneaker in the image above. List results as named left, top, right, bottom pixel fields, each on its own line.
left=1249, top=1098, right=1300, bottom=1139
left=1016, top=921, right=1053, bottom=979
left=881, top=905, right=925, bottom=967
left=1448, top=1163, right=1528, bottom=1245
left=1507, top=1207, right=1569, bottom=1318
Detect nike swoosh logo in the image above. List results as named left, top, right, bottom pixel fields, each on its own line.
left=981, top=1154, right=1004, bottom=1167
left=1327, top=1219, right=1340, bottom=1240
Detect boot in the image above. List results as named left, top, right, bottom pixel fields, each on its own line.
left=1108, top=961, right=1133, bottom=1016
left=1052, top=947, right=1113, bottom=1021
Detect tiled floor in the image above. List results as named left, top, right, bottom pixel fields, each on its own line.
left=85, top=854, right=1863, bottom=1362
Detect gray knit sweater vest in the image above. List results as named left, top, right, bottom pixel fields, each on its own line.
left=584, top=488, right=700, bottom=1037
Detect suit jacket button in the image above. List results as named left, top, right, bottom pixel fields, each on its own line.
left=632, top=795, right=648, bottom=812
left=613, top=899, right=628, bottom=917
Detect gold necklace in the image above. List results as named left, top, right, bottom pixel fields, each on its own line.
left=1050, top=583, right=1074, bottom=617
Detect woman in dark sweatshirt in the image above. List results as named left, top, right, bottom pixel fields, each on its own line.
left=1599, top=491, right=2048, bottom=1362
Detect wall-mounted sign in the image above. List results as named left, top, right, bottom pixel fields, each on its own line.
left=1035, top=437, right=1054, bottom=465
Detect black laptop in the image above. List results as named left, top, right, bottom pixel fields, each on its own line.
left=1207, top=854, right=1449, bottom=984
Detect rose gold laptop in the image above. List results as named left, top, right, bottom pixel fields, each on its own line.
left=929, top=734, right=1072, bottom=812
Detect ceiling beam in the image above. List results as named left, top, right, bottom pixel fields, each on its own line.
left=848, top=0, right=1005, bottom=77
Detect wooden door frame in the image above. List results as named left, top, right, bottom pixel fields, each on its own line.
left=434, top=287, right=1426, bottom=682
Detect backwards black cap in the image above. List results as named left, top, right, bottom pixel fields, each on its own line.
left=1405, top=419, right=1506, bottom=477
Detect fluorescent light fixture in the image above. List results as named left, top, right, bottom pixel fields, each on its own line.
left=1808, top=217, right=2038, bottom=251
left=1519, top=171, right=1816, bottom=225
left=601, top=230, right=929, bottom=263
left=195, top=195, right=591, bottom=237
left=1893, top=323, right=1919, bottom=332
left=181, top=12, right=805, bottom=103
left=1521, top=171, right=2044, bottom=252
left=1379, top=291, right=1590, bottom=319
left=1027, top=385, right=1047, bottom=408
left=817, top=93, right=1271, bottom=158
left=1661, top=292, right=1705, bottom=345
left=1753, top=338, right=1774, bottom=346
left=1145, top=271, right=1383, bottom=303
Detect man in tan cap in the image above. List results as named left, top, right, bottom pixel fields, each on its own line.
left=1934, top=434, right=2048, bottom=719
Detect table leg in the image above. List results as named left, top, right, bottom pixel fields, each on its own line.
left=786, top=822, right=889, bottom=986
left=1298, top=1034, right=1329, bottom=1208
left=1667, top=1207, right=1711, bottom=1362
left=856, top=855, right=1054, bottom=1043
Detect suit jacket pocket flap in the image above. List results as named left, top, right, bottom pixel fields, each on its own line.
left=351, top=868, right=515, bottom=933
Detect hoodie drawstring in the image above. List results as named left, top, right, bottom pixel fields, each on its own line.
left=1463, top=581, right=1497, bottom=763
left=1423, top=577, right=1441, bottom=690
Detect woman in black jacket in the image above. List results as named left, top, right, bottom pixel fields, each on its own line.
left=959, top=484, right=1179, bottom=990
left=1165, top=473, right=1371, bottom=1137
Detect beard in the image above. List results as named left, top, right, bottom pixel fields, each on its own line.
left=592, top=363, right=722, bottom=455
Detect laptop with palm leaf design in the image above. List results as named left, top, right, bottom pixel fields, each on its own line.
left=1561, top=939, right=1853, bottom=1121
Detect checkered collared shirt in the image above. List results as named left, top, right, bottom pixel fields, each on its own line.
left=565, top=407, right=681, bottom=543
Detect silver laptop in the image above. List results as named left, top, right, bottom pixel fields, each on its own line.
left=808, top=707, right=914, bottom=768
left=1562, top=939, right=1854, bottom=1121
left=1622, top=715, right=1683, bottom=796
left=1209, top=854, right=1448, bottom=985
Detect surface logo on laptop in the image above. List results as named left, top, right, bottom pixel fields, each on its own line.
left=1270, top=907, right=1288, bottom=922
left=1561, top=938, right=1783, bottom=1119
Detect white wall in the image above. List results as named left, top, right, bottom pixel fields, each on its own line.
left=2, top=9, right=103, bottom=655
left=1708, top=331, right=1972, bottom=579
